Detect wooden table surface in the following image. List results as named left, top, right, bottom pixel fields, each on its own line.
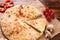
left=0, top=0, right=60, bottom=40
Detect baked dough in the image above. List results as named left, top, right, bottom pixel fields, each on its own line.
left=0, top=5, right=46, bottom=40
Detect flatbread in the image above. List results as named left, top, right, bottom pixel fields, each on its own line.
left=0, top=5, right=46, bottom=40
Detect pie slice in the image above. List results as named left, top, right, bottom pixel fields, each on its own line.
left=25, top=18, right=47, bottom=32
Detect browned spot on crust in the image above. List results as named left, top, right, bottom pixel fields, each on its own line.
left=35, top=22, right=38, bottom=24
left=15, top=30, right=19, bottom=34
left=8, top=15, right=11, bottom=18
left=1, top=18, right=3, bottom=20
left=6, top=11, right=10, bottom=14
left=19, top=11, right=23, bottom=16
left=14, top=19, right=18, bottom=21
left=31, top=11, right=34, bottom=13
left=7, top=31, right=14, bottom=37
left=23, top=27, right=27, bottom=30
left=10, top=11, right=12, bottom=13
left=14, top=22, right=20, bottom=26
left=16, top=13, right=20, bottom=17
left=10, top=31, right=13, bottom=35
left=29, top=33, right=31, bottom=35
left=27, top=16, right=29, bottom=18
left=23, top=15, right=25, bottom=17
left=20, top=5, right=23, bottom=9
left=19, top=11, right=26, bottom=17
left=27, top=6, right=29, bottom=8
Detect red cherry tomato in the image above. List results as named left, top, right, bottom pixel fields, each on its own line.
left=46, top=7, right=50, bottom=12
left=43, top=10, right=46, bottom=15
left=45, top=12, right=49, bottom=17
left=43, top=7, right=55, bottom=22
left=3, top=3, right=9, bottom=8
left=43, top=10, right=49, bottom=17
left=5, top=1, right=14, bottom=8
left=43, top=11, right=49, bottom=17
left=10, top=1, right=14, bottom=4
left=0, top=8, right=6, bottom=12
left=50, top=13, right=55, bottom=19
left=46, top=16, right=51, bottom=22
left=0, top=0, right=14, bottom=13
left=48, top=9, right=53, bottom=15
left=46, top=7, right=52, bottom=13
left=9, top=1, right=14, bottom=7
left=0, top=3, right=6, bottom=13
left=48, top=9, right=52, bottom=13
left=5, top=0, right=11, bottom=3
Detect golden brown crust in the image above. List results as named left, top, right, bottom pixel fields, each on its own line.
left=0, top=5, right=46, bottom=40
